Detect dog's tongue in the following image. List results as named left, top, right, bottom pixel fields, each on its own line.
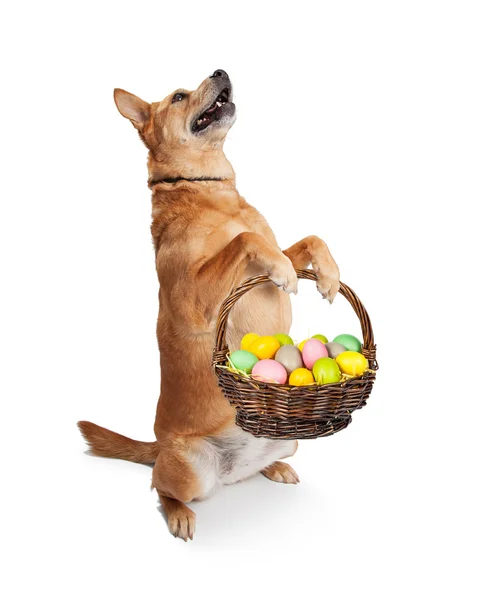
left=205, top=103, right=217, bottom=114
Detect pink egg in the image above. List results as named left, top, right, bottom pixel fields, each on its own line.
left=301, top=338, right=328, bottom=369
left=251, top=359, right=287, bottom=384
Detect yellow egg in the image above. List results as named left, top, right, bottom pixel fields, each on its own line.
left=248, top=335, right=281, bottom=360
left=240, top=332, right=260, bottom=351
left=335, top=351, right=369, bottom=376
left=289, top=368, right=315, bottom=386
left=297, top=339, right=309, bottom=352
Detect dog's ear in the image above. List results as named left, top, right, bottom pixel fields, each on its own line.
left=114, top=89, right=151, bottom=131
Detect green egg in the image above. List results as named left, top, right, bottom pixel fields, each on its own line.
left=312, top=334, right=328, bottom=344
left=229, top=350, right=259, bottom=373
left=332, top=334, right=362, bottom=353
left=273, top=333, right=294, bottom=346
left=312, top=357, right=341, bottom=384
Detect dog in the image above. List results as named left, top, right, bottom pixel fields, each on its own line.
left=78, top=69, right=340, bottom=541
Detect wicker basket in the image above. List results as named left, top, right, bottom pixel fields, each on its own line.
left=212, top=269, right=378, bottom=440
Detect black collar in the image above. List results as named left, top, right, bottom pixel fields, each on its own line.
left=148, top=176, right=225, bottom=187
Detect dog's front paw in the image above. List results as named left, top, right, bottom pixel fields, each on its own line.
left=269, top=255, right=298, bottom=294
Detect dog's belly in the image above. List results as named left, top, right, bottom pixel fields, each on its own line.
left=216, top=432, right=296, bottom=486
left=189, top=427, right=297, bottom=499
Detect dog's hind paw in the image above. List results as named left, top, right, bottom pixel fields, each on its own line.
left=160, top=495, right=196, bottom=541
left=168, top=506, right=196, bottom=542
left=261, top=461, right=300, bottom=484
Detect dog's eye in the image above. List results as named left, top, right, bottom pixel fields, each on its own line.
left=172, top=93, right=186, bottom=104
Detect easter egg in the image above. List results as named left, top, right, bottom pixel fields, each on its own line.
left=248, top=336, right=281, bottom=360
left=312, top=357, right=341, bottom=384
left=336, top=351, right=368, bottom=376
left=252, top=359, right=287, bottom=384
left=240, top=332, right=260, bottom=351
left=289, top=368, right=314, bottom=386
left=333, top=334, right=362, bottom=353
left=301, top=338, right=328, bottom=369
left=229, top=350, right=259, bottom=373
left=273, top=333, right=294, bottom=347
left=312, top=334, right=329, bottom=344
left=325, top=342, right=347, bottom=359
left=275, top=344, right=304, bottom=375
left=297, top=339, right=309, bottom=352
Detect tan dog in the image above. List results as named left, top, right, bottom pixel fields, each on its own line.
left=78, top=70, right=340, bottom=541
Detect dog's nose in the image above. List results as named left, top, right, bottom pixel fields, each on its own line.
left=211, top=69, right=228, bottom=79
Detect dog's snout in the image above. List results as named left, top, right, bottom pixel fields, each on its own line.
left=211, top=69, right=228, bottom=79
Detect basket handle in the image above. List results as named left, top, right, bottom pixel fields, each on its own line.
left=213, top=268, right=377, bottom=369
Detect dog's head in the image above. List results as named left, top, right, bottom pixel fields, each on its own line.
left=114, top=70, right=236, bottom=181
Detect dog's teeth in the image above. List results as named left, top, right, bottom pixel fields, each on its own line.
left=216, top=101, right=221, bottom=108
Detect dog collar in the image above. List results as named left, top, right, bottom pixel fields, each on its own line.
left=148, top=176, right=225, bottom=187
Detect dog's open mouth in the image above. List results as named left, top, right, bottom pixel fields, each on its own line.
left=192, top=88, right=231, bottom=133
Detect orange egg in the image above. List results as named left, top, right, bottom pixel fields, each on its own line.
left=248, top=335, right=281, bottom=360
left=289, top=368, right=315, bottom=386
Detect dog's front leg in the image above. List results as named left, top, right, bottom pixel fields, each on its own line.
left=283, top=235, right=340, bottom=303
left=191, top=232, right=298, bottom=324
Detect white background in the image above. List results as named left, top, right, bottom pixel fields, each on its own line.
left=1, top=1, right=478, bottom=599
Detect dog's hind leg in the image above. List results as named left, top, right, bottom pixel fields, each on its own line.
left=152, top=437, right=203, bottom=541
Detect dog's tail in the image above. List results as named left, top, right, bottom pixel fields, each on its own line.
left=77, top=421, right=159, bottom=464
